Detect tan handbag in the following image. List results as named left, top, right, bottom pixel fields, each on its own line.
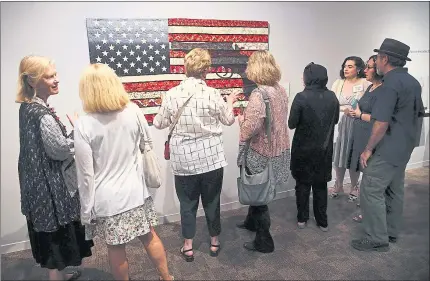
left=135, top=107, right=162, bottom=189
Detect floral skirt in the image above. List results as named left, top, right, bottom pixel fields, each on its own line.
left=85, top=197, right=159, bottom=245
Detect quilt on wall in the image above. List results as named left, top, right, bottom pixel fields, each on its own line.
left=86, top=18, right=270, bottom=124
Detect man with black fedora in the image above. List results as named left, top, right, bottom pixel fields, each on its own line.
left=351, top=38, right=425, bottom=252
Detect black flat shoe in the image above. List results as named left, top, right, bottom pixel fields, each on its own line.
left=243, top=241, right=274, bottom=253
left=389, top=236, right=397, bottom=243
left=180, top=247, right=194, bottom=262
left=236, top=222, right=257, bottom=232
left=209, top=243, right=221, bottom=257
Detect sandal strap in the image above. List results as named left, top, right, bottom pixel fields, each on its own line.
left=181, top=247, right=193, bottom=253
left=66, top=271, right=82, bottom=281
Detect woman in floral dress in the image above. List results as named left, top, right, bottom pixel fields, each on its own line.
left=74, top=63, right=173, bottom=281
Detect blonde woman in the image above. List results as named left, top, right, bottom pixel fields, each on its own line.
left=236, top=51, right=290, bottom=253
left=16, top=55, right=93, bottom=280
left=330, top=56, right=370, bottom=201
left=74, top=64, right=173, bottom=280
left=153, top=48, right=238, bottom=262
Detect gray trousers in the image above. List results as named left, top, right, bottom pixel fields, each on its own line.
left=360, top=154, right=407, bottom=244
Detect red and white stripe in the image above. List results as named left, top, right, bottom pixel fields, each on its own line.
left=124, top=18, right=268, bottom=122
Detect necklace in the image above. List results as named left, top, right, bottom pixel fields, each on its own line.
left=370, top=83, right=382, bottom=91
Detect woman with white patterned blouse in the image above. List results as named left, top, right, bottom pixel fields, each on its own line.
left=154, top=48, right=239, bottom=262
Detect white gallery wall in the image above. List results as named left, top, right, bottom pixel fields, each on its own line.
left=1, top=1, right=429, bottom=254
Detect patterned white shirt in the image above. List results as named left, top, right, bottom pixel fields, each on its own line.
left=153, top=77, right=235, bottom=176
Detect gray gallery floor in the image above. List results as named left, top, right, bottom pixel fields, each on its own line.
left=2, top=167, right=429, bottom=280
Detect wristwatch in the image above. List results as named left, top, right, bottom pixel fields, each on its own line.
left=359, top=112, right=363, bottom=120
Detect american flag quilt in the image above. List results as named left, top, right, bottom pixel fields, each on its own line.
left=86, top=18, right=270, bottom=124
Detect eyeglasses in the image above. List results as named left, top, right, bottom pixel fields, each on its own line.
left=365, top=64, right=376, bottom=69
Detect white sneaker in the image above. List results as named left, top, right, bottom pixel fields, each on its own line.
left=319, top=226, right=329, bottom=232
left=298, top=222, right=307, bottom=229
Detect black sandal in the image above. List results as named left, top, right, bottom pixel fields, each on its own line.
left=209, top=244, right=221, bottom=257
left=180, top=247, right=194, bottom=262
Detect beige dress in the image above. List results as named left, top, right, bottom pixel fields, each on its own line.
left=332, top=78, right=369, bottom=168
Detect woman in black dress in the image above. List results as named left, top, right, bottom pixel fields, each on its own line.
left=349, top=55, right=383, bottom=222
left=16, top=55, right=93, bottom=280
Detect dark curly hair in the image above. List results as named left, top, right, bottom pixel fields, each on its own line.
left=367, top=55, right=383, bottom=81
left=339, top=56, right=366, bottom=79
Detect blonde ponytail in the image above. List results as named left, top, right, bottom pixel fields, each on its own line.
left=16, top=55, right=52, bottom=103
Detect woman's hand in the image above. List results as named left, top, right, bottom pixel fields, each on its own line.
left=343, top=107, right=350, bottom=116
left=226, top=91, right=240, bottom=105
left=343, top=107, right=357, bottom=118
left=237, top=113, right=245, bottom=125
left=66, top=112, right=79, bottom=128
left=353, top=107, right=361, bottom=118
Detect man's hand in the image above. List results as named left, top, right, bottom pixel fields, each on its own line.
left=360, top=149, right=373, bottom=168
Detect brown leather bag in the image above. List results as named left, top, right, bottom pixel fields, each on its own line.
left=164, top=93, right=195, bottom=160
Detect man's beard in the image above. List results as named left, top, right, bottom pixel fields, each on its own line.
left=376, top=67, right=384, bottom=76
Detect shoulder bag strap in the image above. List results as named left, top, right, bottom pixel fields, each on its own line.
left=260, top=88, right=273, bottom=164
left=241, top=88, right=273, bottom=167
left=323, top=105, right=337, bottom=149
left=135, top=105, right=150, bottom=152
left=167, top=92, right=195, bottom=138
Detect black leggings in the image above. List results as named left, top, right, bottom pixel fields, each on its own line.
left=242, top=166, right=274, bottom=253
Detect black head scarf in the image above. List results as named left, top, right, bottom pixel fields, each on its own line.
left=303, top=62, right=328, bottom=90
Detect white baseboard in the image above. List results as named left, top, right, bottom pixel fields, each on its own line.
left=1, top=240, right=31, bottom=255
left=417, top=160, right=429, bottom=167
left=159, top=188, right=296, bottom=225
left=2, top=160, right=428, bottom=255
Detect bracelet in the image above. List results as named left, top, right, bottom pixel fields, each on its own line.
left=360, top=112, right=363, bottom=120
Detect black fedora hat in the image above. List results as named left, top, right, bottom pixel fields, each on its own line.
left=374, top=38, right=411, bottom=61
